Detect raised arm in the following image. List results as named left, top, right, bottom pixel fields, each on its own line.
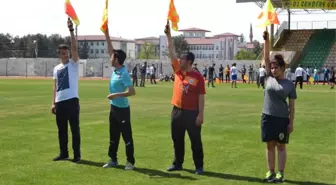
left=104, top=25, right=114, bottom=58
left=164, top=20, right=179, bottom=72
left=67, top=18, right=79, bottom=62
left=263, top=29, right=271, bottom=75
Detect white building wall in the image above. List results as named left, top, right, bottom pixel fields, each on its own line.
left=78, top=40, right=135, bottom=59
left=127, top=42, right=136, bottom=59
left=159, top=35, right=168, bottom=60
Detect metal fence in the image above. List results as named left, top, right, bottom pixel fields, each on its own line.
left=0, top=58, right=260, bottom=80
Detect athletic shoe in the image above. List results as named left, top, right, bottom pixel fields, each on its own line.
left=125, top=162, right=135, bottom=170
left=264, top=171, right=276, bottom=182
left=195, top=167, right=204, bottom=175
left=167, top=165, right=183, bottom=171
left=274, top=172, right=285, bottom=183
left=102, top=160, right=118, bottom=168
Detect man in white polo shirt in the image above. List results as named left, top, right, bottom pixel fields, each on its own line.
left=259, top=65, right=267, bottom=89
left=295, top=64, right=306, bottom=89
left=51, top=18, right=81, bottom=163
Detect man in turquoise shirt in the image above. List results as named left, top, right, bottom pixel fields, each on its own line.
left=102, top=25, right=136, bottom=170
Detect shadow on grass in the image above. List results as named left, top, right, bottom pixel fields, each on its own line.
left=78, top=160, right=196, bottom=180
left=183, top=169, right=334, bottom=185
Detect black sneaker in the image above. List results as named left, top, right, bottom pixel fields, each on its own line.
left=72, top=157, right=81, bottom=163
left=263, top=171, right=276, bottom=182
left=53, top=154, right=69, bottom=161
left=167, top=165, right=183, bottom=171
left=195, top=167, right=204, bottom=175
left=274, top=172, right=285, bottom=183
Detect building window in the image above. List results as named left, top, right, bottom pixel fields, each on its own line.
left=90, top=50, right=93, bottom=54
left=102, top=42, right=105, bottom=46
left=96, top=49, right=99, bottom=54
left=216, top=54, right=218, bottom=58
left=216, top=46, right=219, bottom=50
left=91, top=42, right=93, bottom=46
left=97, top=42, right=99, bottom=45
left=101, top=50, right=104, bottom=53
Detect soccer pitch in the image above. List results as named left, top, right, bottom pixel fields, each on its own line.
left=0, top=79, right=335, bottom=185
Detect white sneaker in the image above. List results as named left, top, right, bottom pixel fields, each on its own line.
left=102, top=161, right=118, bottom=168
left=124, top=162, right=135, bottom=170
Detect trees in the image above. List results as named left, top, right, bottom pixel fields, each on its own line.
left=172, top=34, right=189, bottom=58
left=139, top=41, right=156, bottom=60
left=239, top=33, right=245, bottom=43
left=0, top=33, right=73, bottom=58
left=234, top=49, right=257, bottom=60
left=252, top=40, right=262, bottom=57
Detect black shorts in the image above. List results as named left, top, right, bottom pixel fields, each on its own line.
left=261, top=113, right=290, bottom=144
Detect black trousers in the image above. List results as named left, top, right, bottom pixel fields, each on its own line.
left=171, top=106, right=204, bottom=169
left=248, top=73, right=253, bottom=83
left=108, top=105, right=135, bottom=164
left=295, top=76, right=303, bottom=89
left=55, top=98, right=81, bottom=157
left=133, top=76, right=138, bottom=86
left=219, top=73, right=224, bottom=82
left=150, top=74, right=157, bottom=84
left=225, top=74, right=230, bottom=83
left=208, top=76, right=215, bottom=87
left=140, top=74, right=146, bottom=87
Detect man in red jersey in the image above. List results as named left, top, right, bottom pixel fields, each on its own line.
left=164, top=20, right=206, bottom=175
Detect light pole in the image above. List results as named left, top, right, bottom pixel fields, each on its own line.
left=10, top=39, right=15, bottom=58
left=33, top=40, right=38, bottom=58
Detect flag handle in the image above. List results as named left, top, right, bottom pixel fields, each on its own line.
left=75, top=26, right=78, bottom=41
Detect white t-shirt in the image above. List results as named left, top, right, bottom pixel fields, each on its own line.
left=259, top=68, right=266, bottom=77
left=150, top=66, right=155, bottom=75
left=313, top=69, right=318, bottom=76
left=295, top=67, right=305, bottom=77
left=231, top=66, right=237, bottom=75
left=53, top=59, right=79, bottom=103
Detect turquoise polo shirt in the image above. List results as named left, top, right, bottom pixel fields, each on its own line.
left=109, top=66, right=132, bottom=108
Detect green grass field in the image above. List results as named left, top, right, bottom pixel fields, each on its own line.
left=0, top=79, right=335, bottom=185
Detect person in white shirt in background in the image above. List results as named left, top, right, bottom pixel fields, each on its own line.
left=149, top=64, right=157, bottom=84
left=294, top=64, right=306, bottom=89
left=51, top=18, right=81, bottom=163
left=306, top=67, right=311, bottom=85
left=259, top=65, right=267, bottom=89
left=230, top=63, right=238, bottom=88
left=146, top=66, right=150, bottom=81
left=313, top=67, right=319, bottom=85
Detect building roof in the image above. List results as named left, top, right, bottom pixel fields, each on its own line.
left=178, top=27, right=211, bottom=32
left=135, top=36, right=159, bottom=40
left=185, top=38, right=217, bottom=45
left=77, top=35, right=134, bottom=42
left=213, top=32, right=239, bottom=37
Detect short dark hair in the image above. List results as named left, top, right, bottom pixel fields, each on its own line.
left=271, top=54, right=286, bottom=69
left=57, top=44, right=70, bottom=53
left=182, top=52, right=195, bottom=64
left=113, top=49, right=127, bottom=65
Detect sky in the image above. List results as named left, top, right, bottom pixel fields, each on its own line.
left=0, top=0, right=335, bottom=42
